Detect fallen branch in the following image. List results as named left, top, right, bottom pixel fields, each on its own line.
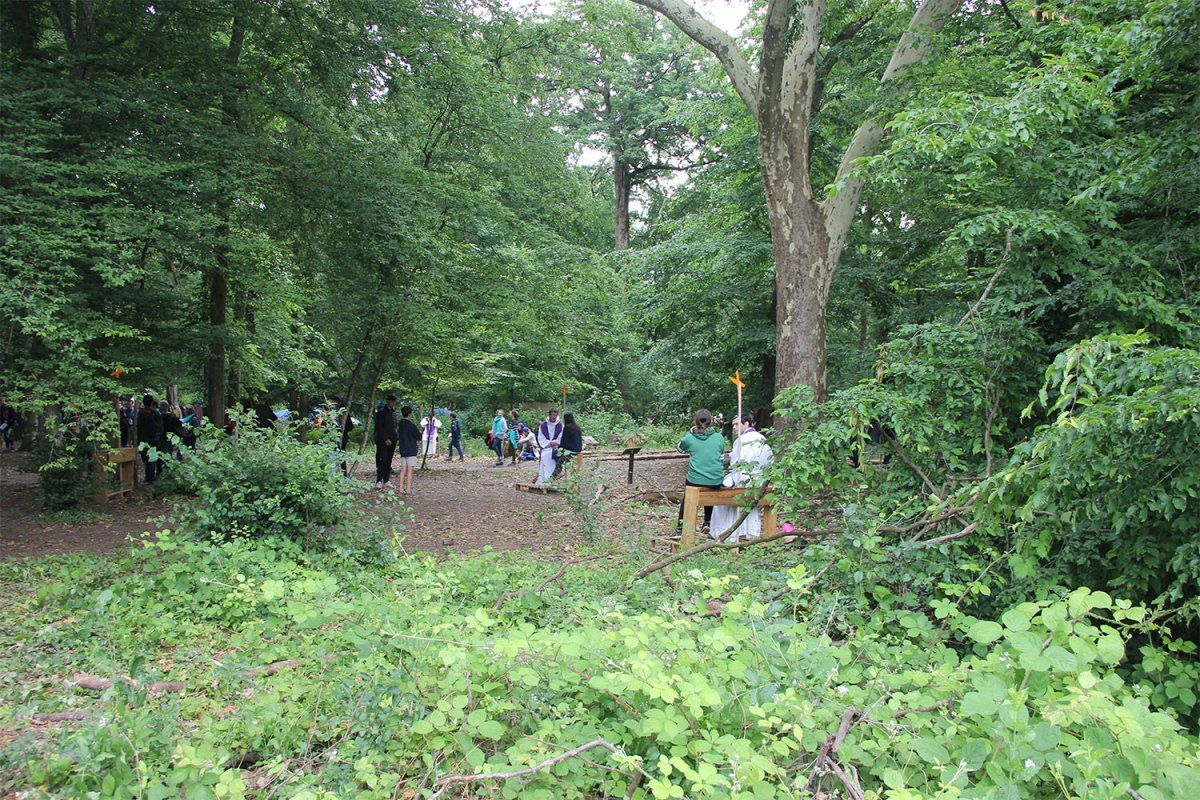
left=884, top=433, right=943, bottom=500
left=798, top=707, right=866, bottom=800
left=31, top=711, right=89, bottom=723
left=68, top=675, right=187, bottom=694
left=428, top=737, right=649, bottom=799
left=493, top=554, right=606, bottom=611
left=68, top=656, right=323, bottom=695
left=625, top=520, right=840, bottom=587
left=892, top=698, right=954, bottom=719
left=913, top=522, right=977, bottom=547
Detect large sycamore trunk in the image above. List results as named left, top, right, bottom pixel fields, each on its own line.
left=768, top=192, right=831, bottom=402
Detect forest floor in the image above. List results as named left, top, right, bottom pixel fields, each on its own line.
left=0, top=449, right=686, bottom=561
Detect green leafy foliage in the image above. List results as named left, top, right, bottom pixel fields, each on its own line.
left=159, top=416, right=372, bottom=558
left=2, top=542, right=1198, bottom=799
left=982, top=334, right=1200, bottom=621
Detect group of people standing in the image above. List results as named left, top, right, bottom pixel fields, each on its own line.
left=122, top=394, right=203, bottom=483
left=491, top=408, right=583, bottom=486
left=371, top=395, right=422, bottom=494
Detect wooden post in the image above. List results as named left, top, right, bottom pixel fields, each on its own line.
left=680, top=485, right=701, bottom=549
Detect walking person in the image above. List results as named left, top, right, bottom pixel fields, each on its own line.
left=490, top=409, right=508, bottom=466
left=676, top=409, right=726, bottom=531
left=447, top=411, right=464, bottom=461
left=374, top=395, right=398, bottom=489
left=136, top=394, right=164, bottom=484
left=534, top=408, right=564, bottom=486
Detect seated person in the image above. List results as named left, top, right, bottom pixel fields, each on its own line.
left=709, top=414, right=773, bottom=542
left=516, top=424, right=537, bottom=458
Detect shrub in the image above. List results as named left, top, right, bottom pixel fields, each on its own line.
left=163, top=413, right=358, bottom=548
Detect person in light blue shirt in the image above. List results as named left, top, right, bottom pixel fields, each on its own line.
left=491, top=409, right=508, bottom=466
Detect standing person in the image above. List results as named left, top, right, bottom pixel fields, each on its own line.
left=374, top=394, right=398, bottom=489
left=507, top=410, right=521, bottom=464
left=709, top=414, right=774, bottom=541
left=159, top=400, right=183, bottom=461
left=490, top=409, right=507, bottom=466
left=420, top=412, right=442, bottom=457
left=0, top=395, right=19, bottom=452
left=534, top=408, right=564, bottom=486
left=396, top=405, right=421, bottom=495
left=676, top=409, right=726, bottom=530
left=117, top=398, right=133, bottom=447
left=558, top=413, right=583, bottom=474
left=136, top=394, right=164, bottom=484
left=447, top=411, right=464, bottom=461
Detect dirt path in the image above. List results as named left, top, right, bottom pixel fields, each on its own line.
left=1, top=450, right=686, bottom=561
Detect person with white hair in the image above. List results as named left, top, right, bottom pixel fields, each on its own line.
left=709, top=414, right=773, bottom=541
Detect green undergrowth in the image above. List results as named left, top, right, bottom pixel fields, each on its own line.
left=1, top=533, right=1198, bottom=800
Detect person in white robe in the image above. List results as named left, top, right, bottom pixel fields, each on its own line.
left=534, top=409, right=564, bottom=485
left=709, top=415, right=773, bottom=541
left=420, top=415, right=442, bottom=457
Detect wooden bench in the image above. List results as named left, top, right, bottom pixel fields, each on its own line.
left=679, top=485, right=777, bottom=548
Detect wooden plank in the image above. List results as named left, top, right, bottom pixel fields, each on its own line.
left=514, top=482, right=562, bottom=494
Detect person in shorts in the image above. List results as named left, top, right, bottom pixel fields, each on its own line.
left=395, top=405, right=421, bottom=496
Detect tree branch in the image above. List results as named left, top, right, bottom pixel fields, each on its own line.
left=429, top=738, right=649, bottom=799
left=822, top=0, right=963, bottom=266
left=628, top=0, right=758, bottom=110
left=960, top=226, right=1016, bottom=324
left=627, top=517, right=840, bottom=587
left=883, top=432, right=944, bottom=500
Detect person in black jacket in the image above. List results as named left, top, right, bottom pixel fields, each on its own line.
left=557, top=412, right=584, bottom=476
left=395, top=405, right=421, bottom=495
left=374, top=394, right=398, bottom=489
left=447, top=411, right=464, bottom=461
left=136, top=394, right=164, bottom=483
left=0, top=395, right=19, bottom=452
left=159, top=400, right=183, bottom=461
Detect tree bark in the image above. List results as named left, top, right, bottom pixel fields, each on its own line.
left=204, top=268, right=228, bottom=426
left=205, top=14, right=245, bottom=427
left=614, top=158, right=632, bottom=251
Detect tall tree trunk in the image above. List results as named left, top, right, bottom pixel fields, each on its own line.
left=357, top=346, right=390, bottom=457
left=339, top=332, right=371, bottom=444
left=614, top=159, right=632, bottom=251
left=766, top=193, right=832, bottom=401
left=205, top=268, right=228, bottom=425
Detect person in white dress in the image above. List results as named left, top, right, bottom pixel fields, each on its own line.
left=534, top=409, right=564, bottom=486
left=709, top=414, right=773, bottom=541
left=420, top=415, right=442, bottom=457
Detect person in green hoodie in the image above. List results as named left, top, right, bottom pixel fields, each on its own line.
left=677, top=408, right=726, bottom=530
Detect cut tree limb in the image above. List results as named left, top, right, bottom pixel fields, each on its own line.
left=428, top=737, right=650, bottom=799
